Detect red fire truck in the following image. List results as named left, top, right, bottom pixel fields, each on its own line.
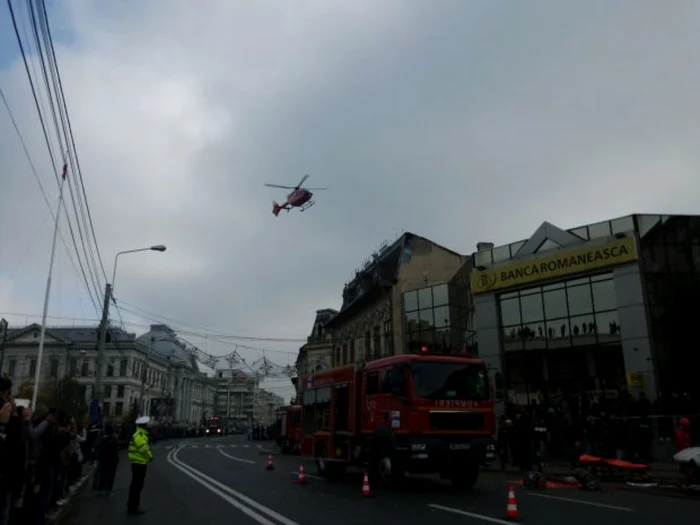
left=274, top=404, right=302, bottom=454
left=299, top=352, right=496, bottom=489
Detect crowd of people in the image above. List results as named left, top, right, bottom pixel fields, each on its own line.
left=0, top=377, right=123, bottom=525
left=496, top=391, right=698, bottom=472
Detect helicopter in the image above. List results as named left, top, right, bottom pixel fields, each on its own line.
left=264, top=174, right=327, bottom=216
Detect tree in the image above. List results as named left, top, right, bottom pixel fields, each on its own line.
left=54, top=378, right=88, bottom=422
left=16, top=380, right=56, bottom=407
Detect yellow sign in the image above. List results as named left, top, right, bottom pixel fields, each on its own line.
left=471, top=237, right=638, bottom=294
left=626, top=372, right=644, bottom=388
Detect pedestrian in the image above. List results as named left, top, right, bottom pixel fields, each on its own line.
left=126, top=416, right=153, bottom=516
left=97, top=423, right=120, bottom=497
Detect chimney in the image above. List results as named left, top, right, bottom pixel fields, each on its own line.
left=476, top=242, right=494, bottom=252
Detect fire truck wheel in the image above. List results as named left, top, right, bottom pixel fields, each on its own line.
left=315, top=443, right=344, bottom=479
left=373, top=452, right=404, bottom=486
left=449, top=463, right=479, bottom=491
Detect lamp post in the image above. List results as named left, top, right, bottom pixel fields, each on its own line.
left=93, top=245, right=166, bottom=418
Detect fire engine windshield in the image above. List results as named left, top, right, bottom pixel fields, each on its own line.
left=411, top=361, right=489, bottom=401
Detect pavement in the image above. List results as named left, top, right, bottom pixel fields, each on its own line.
left=62, top=435, right=700, bottom=525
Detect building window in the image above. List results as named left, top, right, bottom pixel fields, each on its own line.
left=403, top=283, right=462, bottom=353
left=498, top=272, right=619, bottom=352
left=81, top=361, right=88, bottom=377
left=119, top=359, right=127, bottom=377
left=69, top=358, right=77, bottom=377
left=103, top=402, right=111, bottom=416
left=117, top=385, right=125, bottom=398
left=373, top=326, right=381, bottom=360
left=8, top=360, right=15, bottom=376
left=104, top=385, right=112, bottom=398
left=383, top=320, right=393, bottom=356
left=106, top=363, right=114, bottom=377
left=49, top=358, right=59, bottom=378
left=29, top=359, right=37, bottom=376
left=115, top=402, right=124, bottom=416
left=364, top=331, right=371, bottom=360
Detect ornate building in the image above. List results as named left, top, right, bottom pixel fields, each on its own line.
left=326, top=232, right=470, bottom=367
left=294, top=308, right=337, bottom=394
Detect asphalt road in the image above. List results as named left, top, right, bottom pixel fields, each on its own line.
left=66, top=435, right=699, bottom=525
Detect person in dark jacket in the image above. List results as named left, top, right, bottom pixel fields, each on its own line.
left=97, top=423, right=120, bottom=497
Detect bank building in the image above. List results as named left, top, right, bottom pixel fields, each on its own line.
left=470, top=214, right=700, bottom=413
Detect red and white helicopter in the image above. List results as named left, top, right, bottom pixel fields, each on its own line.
left=264, top=175, right=327, bottom=216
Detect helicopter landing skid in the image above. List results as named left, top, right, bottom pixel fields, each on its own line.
left=300, top=201, right=315, bottom=212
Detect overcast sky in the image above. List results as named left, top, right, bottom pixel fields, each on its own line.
left=1, top=0, right=699, bottom=400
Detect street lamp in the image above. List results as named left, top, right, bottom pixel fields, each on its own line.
left=112, top=245, right=167, bottom=291
left=93, top=245, right=167, bottom=420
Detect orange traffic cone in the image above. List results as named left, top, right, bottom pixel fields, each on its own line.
left=297, top=465, right=307, bottom=485
left=266, top=454, right=274, bottom=471
left=361, top=472, right=371, bottom=497
left=505, top=485, right=519, bottom=520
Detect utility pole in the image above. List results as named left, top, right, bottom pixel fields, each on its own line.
left=0, top=318, right=8, bottom=377
left=94, top=283, right=112, bottom=406
left=140, top=337, right=153, bottom=416
left=226, top=376, right=231, bottom=421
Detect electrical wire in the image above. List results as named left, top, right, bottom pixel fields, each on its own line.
left=113, top=300, right=307, bottom=343
left=6, top=0, right=102, bottom=310
left=0, top=87, right=96, bottom=311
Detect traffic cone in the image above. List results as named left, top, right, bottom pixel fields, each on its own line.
left=505, top=485, right=519, bottom=520
left=361, top=472, right=371, bottom=497
left=266, top=454, right=274, bottom=471
left=297, top=465, right=307, bottom=485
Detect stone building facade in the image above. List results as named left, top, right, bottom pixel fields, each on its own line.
left=326, top=232, right=469, bottom=367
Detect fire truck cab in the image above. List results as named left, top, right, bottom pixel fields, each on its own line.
left=300, top=353, right=496, bottom=489
left=275, top=404, right=302, bottom=454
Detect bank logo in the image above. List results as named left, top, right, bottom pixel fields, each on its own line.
left=478, top=272, right=497, bottom=291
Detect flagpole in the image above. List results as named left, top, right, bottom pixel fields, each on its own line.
left=32, top=164, right=68, bottom=410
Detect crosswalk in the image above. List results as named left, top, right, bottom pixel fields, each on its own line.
left=158, top=442, right=269, bottom=451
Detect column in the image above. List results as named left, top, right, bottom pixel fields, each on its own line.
left=613, top=264, right=658, bottom=399
left=473, top=292, right=505, bottom=416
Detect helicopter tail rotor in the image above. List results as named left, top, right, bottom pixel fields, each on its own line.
left=272, top=202, right=283, bottom=217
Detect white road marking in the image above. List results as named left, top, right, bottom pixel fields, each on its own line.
left=191, top=445, right=199, bottom=449
left=525, top=493, right=634, bottom=512
left=244, top=444, right=250, bottom=448
left=429, top=504, right=515, bottom=525
left=219, top=448, right=257, bottom=464
left=205, top=445, right=212, bottom=449
left=288, top=471, right=324, bottom=481
left=168, top=448, right=299, bottom=525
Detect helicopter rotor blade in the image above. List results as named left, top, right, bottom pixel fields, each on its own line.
left=264, top=183, right=296, bottom=189
left=305, top=187, right=328, bottom=190
left=296, top=174, right=310, bottom=189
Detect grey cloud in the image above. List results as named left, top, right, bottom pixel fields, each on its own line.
left=2, top=1, right=700, bottom=400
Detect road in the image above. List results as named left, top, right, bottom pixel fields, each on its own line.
left=66, top=435, right=698, bottom=525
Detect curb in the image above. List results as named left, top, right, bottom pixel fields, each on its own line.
left=48, top=467, right=95, bottom=525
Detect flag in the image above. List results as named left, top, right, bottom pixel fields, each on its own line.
left=61, top=163, right=67, bottom=180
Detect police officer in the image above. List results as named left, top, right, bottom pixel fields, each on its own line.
left=126, top=416, right=153, bottom=515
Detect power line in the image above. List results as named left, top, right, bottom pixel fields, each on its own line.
left=27, top=0, right=103, bottom=300
left=39, top=0, right=108, bottom=283
left=0, top=310, right=300, bottom=357
left=0, top=86, right=99, bottom=313
left=113, top=299, right=307, bottom=342
left=6, top=0, right=101, bottom=310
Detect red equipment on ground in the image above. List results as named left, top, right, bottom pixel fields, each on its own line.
left=265, top=174, right=327, bottom=216
left=299, top=352, right=497, bottom=490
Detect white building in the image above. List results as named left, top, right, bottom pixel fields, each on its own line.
left=0, top=323, right=214, bottom=427
left=212, top=368, right=286, bottom=426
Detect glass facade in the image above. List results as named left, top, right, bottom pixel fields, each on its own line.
left=639, top=215, right=700, bottom=398
left=403, top=283, right=467, bottom=353
left=499, top=272, right=620, bottom=351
